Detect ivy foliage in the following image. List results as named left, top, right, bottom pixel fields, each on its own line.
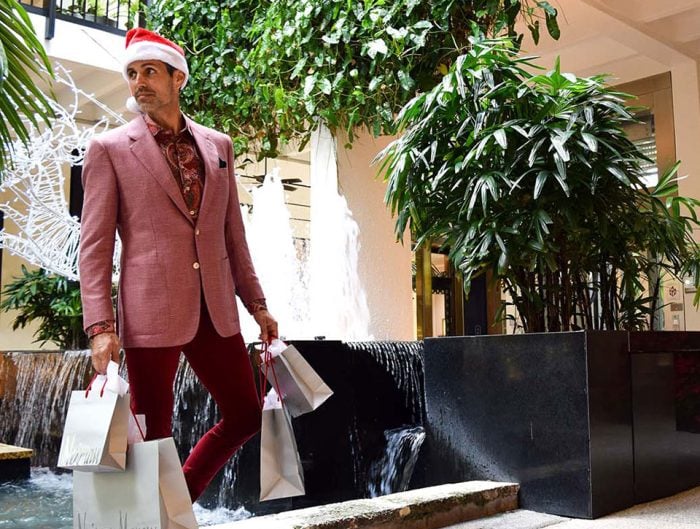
left=148, top=0, right=559, bottom=159
left=378, top=38, right=700, bottom=333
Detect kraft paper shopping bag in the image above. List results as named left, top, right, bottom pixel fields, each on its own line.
left=73, top=438, right=198, bottom=529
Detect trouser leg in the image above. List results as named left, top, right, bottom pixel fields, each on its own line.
left=124, top=344, right=182, bottom=440
left=181, top=304, right=261, bottom=502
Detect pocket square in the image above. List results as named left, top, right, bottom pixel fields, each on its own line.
left=219, top=158, right=227, bottom=169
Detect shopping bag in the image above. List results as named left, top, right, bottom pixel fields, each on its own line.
left=261, top=339, right=333, bottom=417
left=73, top=437, right=198, bottom=529
left=259, top=389, right=305, bottom=501
left=57, top=364, right=130, bottom=472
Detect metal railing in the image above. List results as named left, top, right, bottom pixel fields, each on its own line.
left=20, top=0, right=148, bottom=37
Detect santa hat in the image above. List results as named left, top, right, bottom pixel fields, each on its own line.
left=122, top=28, right=189, bottom=113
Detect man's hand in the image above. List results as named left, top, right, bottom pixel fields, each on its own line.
left=90, top=332, right=122, bottom=374
left=253, top=309, right=279, bottom=343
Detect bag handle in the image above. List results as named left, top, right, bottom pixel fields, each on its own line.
left=258, top=341, right=284, bottom=408
left=84, top=373, right=109, bottom=398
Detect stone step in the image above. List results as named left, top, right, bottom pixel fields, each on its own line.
left=0, top=443, right=33, bottom=481
left=214, top=481, right=519, bottom=529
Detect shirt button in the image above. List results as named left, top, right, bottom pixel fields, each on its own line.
left=195, top=229, right=200, bottom=236
left=193, top=262, right=200, bottom=270
left=189, top=210, right=196, bottom=216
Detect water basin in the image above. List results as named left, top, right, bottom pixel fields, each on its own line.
left=0, top=468, right=250, bottom=528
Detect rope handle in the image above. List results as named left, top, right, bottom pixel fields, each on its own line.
left=258, top=341, right=284, bottom=408
left=85, top=373, right=109, bottom=398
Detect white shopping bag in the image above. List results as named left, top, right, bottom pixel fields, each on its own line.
left=58, top=362, right=129, bottom=472
left=73, top=437, right=198, bottom=529
left=259, top=389, right=305, bottom=501
left=261, top=339, right=333, bottom=417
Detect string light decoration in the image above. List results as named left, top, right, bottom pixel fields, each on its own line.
left=0, top=64, right=126, bottom=281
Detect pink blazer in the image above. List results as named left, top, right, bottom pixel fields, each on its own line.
left=79, top=115, right=264, bottom=348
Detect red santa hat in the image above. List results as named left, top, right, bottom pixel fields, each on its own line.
left=122, top=28, right=189, bottom=113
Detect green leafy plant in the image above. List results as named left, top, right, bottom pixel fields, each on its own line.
left=0, top=265, right=88, bottom=349
left=378, top=38, right=700, bottom=333
left=147, top=0, right=559, bottom=159
left=0, top=0, right=54, bottom=176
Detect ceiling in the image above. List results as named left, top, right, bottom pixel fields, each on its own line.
left=520, top=0, right=700, bottom=84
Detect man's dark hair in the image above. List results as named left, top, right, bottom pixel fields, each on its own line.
left=164, top=63, right=175, bottom=75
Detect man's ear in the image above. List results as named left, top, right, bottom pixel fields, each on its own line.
left=174, top=70, right=186, bottom=91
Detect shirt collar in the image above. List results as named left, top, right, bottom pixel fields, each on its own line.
left=143, top=113, right=192, bottom=138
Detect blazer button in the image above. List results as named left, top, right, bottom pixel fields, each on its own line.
left=193, top=262, right=200, bottom=270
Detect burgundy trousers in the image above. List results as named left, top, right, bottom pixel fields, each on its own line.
left=124, top=302, right=261, bottom=502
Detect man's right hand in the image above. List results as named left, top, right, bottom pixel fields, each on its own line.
left=90, top=332, right=122, bottom=374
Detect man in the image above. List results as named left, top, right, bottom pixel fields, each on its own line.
left=79, top=28, right=278, bottom=502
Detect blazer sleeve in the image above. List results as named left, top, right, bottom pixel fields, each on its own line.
left=223, top=137, right=266, bottom=311
left=78, top=138, right=119, bottom=330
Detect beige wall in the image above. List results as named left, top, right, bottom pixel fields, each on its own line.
left=670, top=60, right=700, bottom=329
left=336, top=131, right=415, bottom=340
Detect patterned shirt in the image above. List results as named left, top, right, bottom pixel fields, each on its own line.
left=85, top=114, right=266, bottom=340
left=144, top=114, right=204, bottom=219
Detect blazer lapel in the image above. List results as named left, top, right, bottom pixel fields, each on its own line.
left=187, top=116, right=221, bottom=226
left=127, top=116, right=194, bottom=224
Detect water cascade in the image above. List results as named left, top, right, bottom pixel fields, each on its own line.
left=0, top=340, right=426, bottom=514
left=308, top=125, right=372, bottom=340
left=367, top=426, right=426, bottom=498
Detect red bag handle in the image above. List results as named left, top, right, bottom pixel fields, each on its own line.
left=85, top=373, right=109, bottom=398
left=258, top=341, right=284, bottom=408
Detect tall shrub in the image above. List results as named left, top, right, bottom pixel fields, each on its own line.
left=379, top=38, right=700, bottom=332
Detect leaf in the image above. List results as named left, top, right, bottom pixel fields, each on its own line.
left=303, top=74, right=316, bottom=96
left=534, top=170, right=549, bottom=199
left=397, top=70, right=414, bottom=91
left=546, top=12, right=560, bottom=40
left=319, top=78, right=332, bottom=95
left=367, top=38, right=388, bottom=58
left=493, top=129, right=507, bottom=149
left=580, top=132, right=598, bottom=153
left=608, top=165, right=631, bottom=185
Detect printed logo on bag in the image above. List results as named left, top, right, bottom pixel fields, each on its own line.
left=59, top=435, right=102, bottom=467
left=76, top=511, right=159, bottom=529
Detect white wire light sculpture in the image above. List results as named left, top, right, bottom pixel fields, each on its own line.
left=0, top=64, right=126, bottom=281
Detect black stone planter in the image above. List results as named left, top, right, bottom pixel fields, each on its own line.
left=419, top=331, right=700, bottom=519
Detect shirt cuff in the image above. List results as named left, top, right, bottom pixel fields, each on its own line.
left=245, top=298, right=268, bottom=315
left=86, top=320, right=116, bottom=339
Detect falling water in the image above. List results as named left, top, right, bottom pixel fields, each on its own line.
left=0, top=350, right=91, bottom=467
left=346, top=341, right=425, bottom=423
left=239, top=167, right=311, bottom=341
left=308, top=125, right=372, bottom=340
left=367, top=426, right=426, bottom=498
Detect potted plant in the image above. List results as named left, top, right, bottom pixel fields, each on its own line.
left=378, top=38, right=700, bottom=518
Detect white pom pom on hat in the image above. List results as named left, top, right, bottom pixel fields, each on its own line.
left=122, top=28, right=189, bottom=113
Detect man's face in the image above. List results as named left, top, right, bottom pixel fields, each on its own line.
left=126, top=60, right=184, bottom=114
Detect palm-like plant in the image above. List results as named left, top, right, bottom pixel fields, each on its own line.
left=379, top=38, right=700, bottom=333
left=0, top=0, right=54, bottom=175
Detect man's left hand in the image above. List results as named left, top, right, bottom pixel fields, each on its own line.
left=253, top=309, right=278, bottom=343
